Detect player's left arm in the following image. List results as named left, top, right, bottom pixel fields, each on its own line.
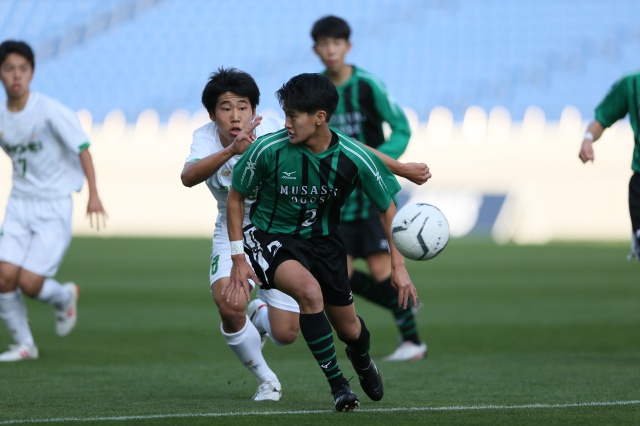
left=79, top=148, right=107, bottom=230
left=372, top=82, right=411, bottom=159
left=379, top=201, right=418, bottom=309
left=359, top=142, right=431, bottom=185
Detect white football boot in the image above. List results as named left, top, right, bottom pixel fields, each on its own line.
left=383, top=341, right=427, bottom=361
left=253, top=378, right=282, bottom=401
left=0, top=343, right=39, bottom=362
left=55, top=283, right=79, bottom=337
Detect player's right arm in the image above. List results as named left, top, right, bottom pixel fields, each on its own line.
left=181, top=148, right=236, bottom=187
left=181, top=116, right=262, bottom=187
left=578, top=120, right=605, bottom=163
left=579, top=76, right=630, bottom=164
left=224, top=187, right=259, bottom=305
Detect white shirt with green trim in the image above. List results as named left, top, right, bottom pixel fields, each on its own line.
left=185, top=115, right=284, bottom=228
left=0, top=92, right=88, bottom=199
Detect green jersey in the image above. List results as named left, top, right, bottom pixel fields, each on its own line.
left=325, top=66, right=411, bottom=221
left=594, top=70, right=640, bottom=172
left=232, top=128, right=402, bottom=238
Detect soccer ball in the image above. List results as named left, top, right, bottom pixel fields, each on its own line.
left=391, top=203, right=450, bottom=261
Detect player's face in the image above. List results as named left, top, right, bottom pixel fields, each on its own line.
left=313, top=37, right=351, bottom=72
left=283, top=109, right=318, bottom=145
left=211, top=92, right=256, bottom=146
left=0, top=53, right=33, bottom=100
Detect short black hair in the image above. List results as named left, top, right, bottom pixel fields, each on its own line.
left=0, top=40, right=35, bottom=70
left=311, top=15, right=351, bottom=42
left=276, top=73, right=339, bottom=121
left=201, top=67, right=260, bottom=114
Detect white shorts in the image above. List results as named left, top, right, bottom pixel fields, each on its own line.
left=0, top=194, right=73, bottom=277
left=209, top=222, right=299, bottom=314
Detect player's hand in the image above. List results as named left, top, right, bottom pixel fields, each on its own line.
left=224, top=256, right=261, bottom=305
left=402, top=162, right=432, bottom=185
left=230, top=115, right=262, bottom=155
left=578, top=139, right=595, bottom=163
left=390, top=266, right=418, bottom=309
left=86, top=196, right=107, bottom=230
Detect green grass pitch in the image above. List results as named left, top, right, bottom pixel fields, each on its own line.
left=0, top=237, right=638, bottom=425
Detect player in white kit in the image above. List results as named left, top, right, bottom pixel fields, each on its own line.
left=0, top=40, right=107, bottom=361
left=181, top=67, right=299, bottom=402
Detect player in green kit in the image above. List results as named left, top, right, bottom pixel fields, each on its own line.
left=225, top=73, right=419, bottom=411
left=579, top=70, right=640, bottom=260
left=311, top=15, right=426, bottom=360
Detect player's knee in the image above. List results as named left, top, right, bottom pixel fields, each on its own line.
left=0, top=265, right=19, bottom=293
left=271, top=328, right=298, bottom=345
left=216, top=298, right=247, bottom=328
left=0, top=276, right=15, bottom=293
left=16, top=274, right=45, bottom=298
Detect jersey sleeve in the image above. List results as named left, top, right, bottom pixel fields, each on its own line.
left=46, top=99, right=90, bottom=153
left=185, top=124, right=215, bottom=163
left=595, top=77, right=630, bottom=128
left=354, top=144, right=402, bottom=212
left=370, top=80, right=411, bottom=159
left=231, top=137, right=267, bottom=196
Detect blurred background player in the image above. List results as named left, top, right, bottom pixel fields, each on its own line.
left=578, top=70, right=640, bottom=261
left=226, top=72, right=420, bottom=411
left=0, top=40, right=107, bottom=362
left=180, top=67, right=300, bottom=402
left=311, top=16, right=427, bottom=360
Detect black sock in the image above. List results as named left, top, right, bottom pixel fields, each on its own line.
left=341, top=316, right=371, bottom=369
left=299, top=312, right=345, bottom=392
left=351, top=270, right=421, bottom=345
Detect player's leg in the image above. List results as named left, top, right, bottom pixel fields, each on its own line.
left=325, top=305, right=384, bottom=402
left=315, top=233, right=382, bottom=404
left=628, top=172, right=640, bottom=260
left=251, top=287, right=299, bottom=345
left=0, top=262, right=38, bottom=361
left=344, top=217, right=426, bottom=360
left=22, top=197, right=78, bottom=337
left=209, top=236, right=281, bottom=401
left=272, top=255, right=358, bottom=411
left=0, top=198, right=39, bottom=361
left=212, top=277, right=281, bottom=400
left=364, top=252, right=427, bottom=361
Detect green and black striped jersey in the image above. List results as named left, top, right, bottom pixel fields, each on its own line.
left=324, top=66, right=411, bottom=221
left=232, top=128, right=401, bottom=238
left=595, top=70, right=640, bottom=173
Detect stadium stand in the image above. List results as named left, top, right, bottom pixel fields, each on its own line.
left=0, top=0, right=639, bottom=123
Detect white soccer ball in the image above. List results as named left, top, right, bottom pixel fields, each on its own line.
left=391, top=202, right=450, bottom=261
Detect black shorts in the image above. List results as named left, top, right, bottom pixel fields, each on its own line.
left=337, top=213, right=390, bottom=259
left=243, top=225, right=354, bottom=307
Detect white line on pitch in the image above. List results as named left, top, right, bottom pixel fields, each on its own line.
left=1, top=400, right=639, bottom=425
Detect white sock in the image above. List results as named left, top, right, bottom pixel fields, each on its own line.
left=36, top=278, right=70, bottom=309
left=253, top=305, right=286, bottom=346
left=0, top=290, right=35, bottom=346
left=220, top=316, right=278, bottom=383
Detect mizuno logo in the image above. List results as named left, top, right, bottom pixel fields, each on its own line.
left=282, top=171, right=297, bottom=180
left=320, top=362, right=331, bottom=369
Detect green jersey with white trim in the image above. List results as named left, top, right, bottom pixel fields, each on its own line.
left=232, top=128, right=401, bottom=238
left=594, top=70, right=640, bottom=173
left=324, top=66, right=411, bottom=221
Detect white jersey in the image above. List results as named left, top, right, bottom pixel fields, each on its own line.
left=185, top=115, right=284, bottom=229
left=0, top=92, right=88, bottom=199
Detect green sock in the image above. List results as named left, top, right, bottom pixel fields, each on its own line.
left=300, top=311, right=345, bottom=392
